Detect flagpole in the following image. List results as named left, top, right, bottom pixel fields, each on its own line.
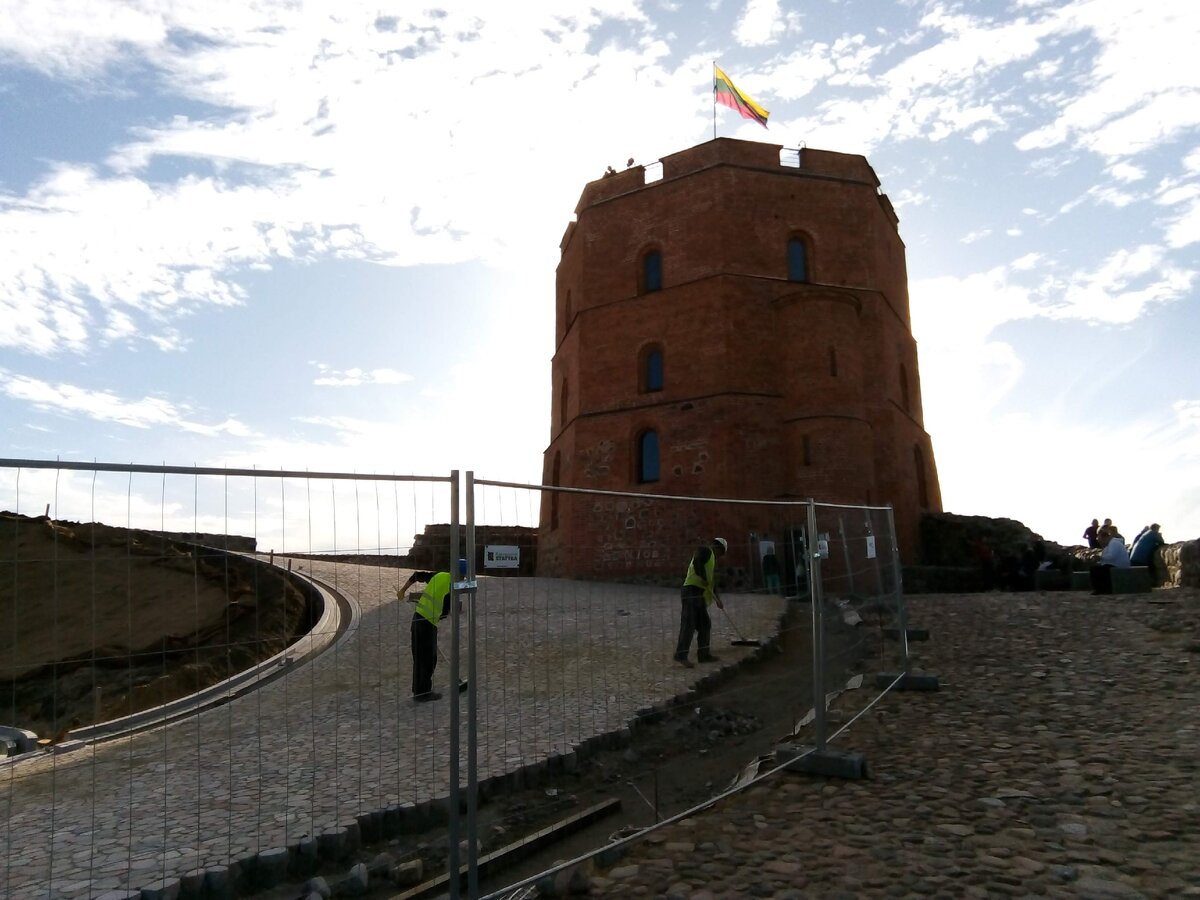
left=712, top=60, right=717, bottom=140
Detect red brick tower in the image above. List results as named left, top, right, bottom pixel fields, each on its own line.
left=539, top=138, right=941, bottom=578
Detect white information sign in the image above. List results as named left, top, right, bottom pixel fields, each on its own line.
left=866, top=535, right=876, bottom=559
left=484, top=545, right=520, bottom=569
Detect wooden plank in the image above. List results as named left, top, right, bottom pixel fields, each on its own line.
left=393, top=797, right=622, bottom=899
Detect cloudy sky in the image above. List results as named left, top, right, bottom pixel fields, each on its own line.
left=1, top=0, right=1198, bottom=550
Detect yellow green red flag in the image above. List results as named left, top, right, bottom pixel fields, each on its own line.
left=714, top=65, right=769, bottom=128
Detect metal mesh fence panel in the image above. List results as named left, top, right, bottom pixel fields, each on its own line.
left=0, top=460, right=453, bottom=900
left=466, top=481, right=891, bottom=898
left=1, top=459, right=911, bottom=900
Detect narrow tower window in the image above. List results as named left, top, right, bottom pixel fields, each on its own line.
left=559, top=377, right=569, bottom=430
left=637, top=430, right=661, bottom=483
left=642, top=346, right=664, bottom=392
left=803, top=435, right=813, bottom=466
left=787, top=237, right=808, bottom=282
left=828, top=346, right=838, bottom=377
left=642, top=250, right=663, bottom=293
left=900, top=364, right=911, bottom=413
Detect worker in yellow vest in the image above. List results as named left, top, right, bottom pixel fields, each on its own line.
left=398, top=570, right=452, bottom=701
left=674, top=537, right=727, bottom=668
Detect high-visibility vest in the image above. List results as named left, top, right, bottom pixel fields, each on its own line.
left=682, top=552, right=716, bottom=605
left=415, top=572, right=452, bottom=625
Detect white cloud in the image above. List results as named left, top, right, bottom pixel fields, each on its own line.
left=1045, top=245, right=1194, bottom=324
left=1016, top=2, right=1200, bottom=159
left=312, top=364, right=413, bottom=387
left=961, top=227, right=992, bottom=244
left=734, top=0, right=786, bottom=47
left=1157, top=179, right=1200, bottom=249
left=1, top=371, right=252, bottom=436
left=1108, top=161, right=1146, bottom=183
left=0, top=2, right=706, bottom=362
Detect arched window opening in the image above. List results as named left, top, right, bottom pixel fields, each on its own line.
left=642, top=345, right=664, bottom=393
left=828, top=346, right=838, bottom=377
left=900, top=364, right=911, bottom=413
left=559, top=377, right=569, bottom=430
left=802, top=435, right=813, bottom=467
left=787, top=237, right=809, bottom=283
left=564, top=289, right=573, bottom=324
left=641, top=249, right=663, bottom=294
left=637, top=430, right=660, bottom=483
left=914, top=444, right=929, bottom=508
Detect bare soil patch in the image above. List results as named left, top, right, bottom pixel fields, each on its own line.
left=0, top=512, right=314, bottom=740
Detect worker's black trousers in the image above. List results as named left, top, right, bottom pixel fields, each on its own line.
left=674, top=588, right=712, bottom=660
left=411, top=615, right=438, bottom=696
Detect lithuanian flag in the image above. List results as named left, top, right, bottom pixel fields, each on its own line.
left=714, top=65, right=769, bottom=128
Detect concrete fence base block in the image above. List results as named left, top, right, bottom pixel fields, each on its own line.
left=595, top=843, right=627, bottom=869
left=366, top=852, right=394, bottom=879
left=882, top=626, right=930, bottom=642
left=255, top=848, right=289, bottom=889
left=390, top=859, right=423, bottom=887
left=876, top=671, right=941, bottom=691
left=139, top=876, right=181, bottom=900
left=338, top=862, right=369, bottom=896
left=776, top=743, right=868, bottom=780
left=562, top=749, right=579, bottom=773
left=303, top=875, right=332, bottom=899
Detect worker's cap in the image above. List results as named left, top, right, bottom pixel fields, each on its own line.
left=712, top=537, right=728, bottom=553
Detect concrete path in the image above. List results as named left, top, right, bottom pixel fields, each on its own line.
left=576, top=589, right=1200, bottom=899
left=0, top=559, right=785, bottom=899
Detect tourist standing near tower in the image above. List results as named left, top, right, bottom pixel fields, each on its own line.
left=674, top=537, right=727, bottom=668
left=399, top=570, right=452, bottom=701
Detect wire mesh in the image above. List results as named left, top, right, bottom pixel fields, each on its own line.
left=0, top=461, right=451, bottom=899
left=1, top=460, right=910, bottom=900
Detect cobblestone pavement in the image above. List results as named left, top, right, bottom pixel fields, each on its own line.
left=0, top=560, right=784, bottom=899
left=578, top=589, right=1200, bottom=899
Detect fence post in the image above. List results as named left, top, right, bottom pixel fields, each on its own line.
left=448, top=469, right=462, bottom=900
left=885, top=506, right=911, bottom=676
left=807, top=500, right=826, bottom=751
left=465, top=471, right=480, bottom=898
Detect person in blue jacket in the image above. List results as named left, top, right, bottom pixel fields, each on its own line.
left=1129, top=524, right=1166, bottom=584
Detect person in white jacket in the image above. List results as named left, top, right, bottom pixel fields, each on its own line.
left=1090, top=527, right=1130, bottom=594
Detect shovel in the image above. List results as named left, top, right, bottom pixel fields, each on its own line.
left=719, top=603, right=763, bottom=647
